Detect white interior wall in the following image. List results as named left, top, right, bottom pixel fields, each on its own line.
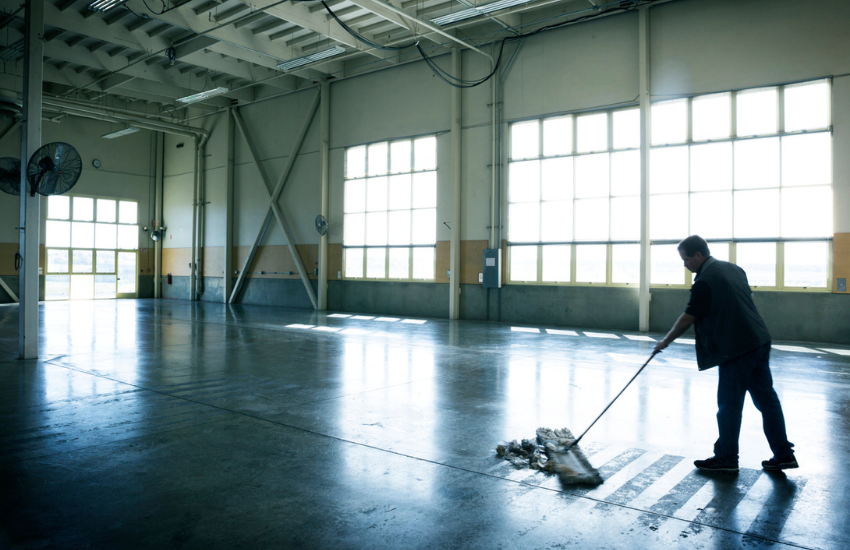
left=160, top=0, right=850, bottom=274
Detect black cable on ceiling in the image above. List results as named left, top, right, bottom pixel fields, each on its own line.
left=324, top=0, right=655, bottom=89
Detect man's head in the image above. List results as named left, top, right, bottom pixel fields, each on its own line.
left=677, top=235, right=710, bottom=273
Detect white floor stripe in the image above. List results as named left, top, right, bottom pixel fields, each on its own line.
left=547, top=329, right=578, bottom=336
left=374, top=317, right=400, bottom=322
left=327, top=314, right=351, bottom=318
left=674, top=338, right=696, bottom=345
left=401, top=319, right=427, bottom=324
left=511, top=327, right=540, bottom=333
left=772, top=345, right=818, bottom=353
left=351, top=315, right=374, bottom=320
left=584, top=332, right=620, bottom=339
left=626, top=459, right=696, bottom=510
left=286, top=324, right=314, bottom=329
left=313, top=326, right=342, bottom=332
left=818, top=348, right=850, bottom=356
left=624, top=335, right=657, bottom=342
left=570, top=452, right=664, bottom=512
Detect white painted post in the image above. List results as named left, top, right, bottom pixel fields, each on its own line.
left=449, top=48, right=462, bottom=320
left=318, top=81, right=330, bottom=311
left=638, top=6, right=652, bottom=332
left=19, top=0, right=43, bottom=359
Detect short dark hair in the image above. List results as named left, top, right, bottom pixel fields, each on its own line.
left=678, top=235, right=710, bottom=257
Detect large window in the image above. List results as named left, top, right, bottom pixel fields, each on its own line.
left=650, top=79, right=832, bottom=289
left=45, top=196, right=139, bottom=300
left=507, top=108, right=641, bottom=284
left=343, top=136, right=437, bottom=280
left=507, top=78, right=832, bottom=290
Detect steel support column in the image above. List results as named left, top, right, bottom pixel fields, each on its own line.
left=154, top=132, right=164, bottom=298
left=449, top=48, right=462, bottom=320
left=638, top=6, right=652, bottom=332
left=224, top=107, right=235, bottom=302
left=318, top=81, right=330, bottom=311
left=18, top=0, right=43, bottom=359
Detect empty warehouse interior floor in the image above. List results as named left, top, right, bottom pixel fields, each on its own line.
left=1, top=300, right=849, bottom=549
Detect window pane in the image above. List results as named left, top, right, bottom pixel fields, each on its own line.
left=47, top=249, right=68, bottom=273
left=613, top=108, right=640, bottom=149
left=690, top=191, right=732, bottom=239
left=117, top=251, right=135, bottom=295
left=96, top=250, right=115, bottom=273
left=651, top=99, right=687, bottom=145
left=509, top=160, right=540, bottom=203
left=610, top=196, right=639, bottom=241
left=95, top=223, right=116, bottom=249
left=117, top=225, right=138, bottom=249
left=733, top=137, right=780, bottom=189
left=344, top=213, right=365, bottom=246
left=412, top=172, right=437, bottom=208
left=388, top=248, right=409, bottom=279
left=781, top=186, right=832, bottom=238
left=650, top=146, right=688, bottom=194
left=734, top=189, right=779, bottom=238
left=71, top=274, right=94, bottom=300
left=736, top=242, right=775, bottom=287
left=388, top=211, right=411, bottom=245
left=610, top=150, right=640, bottom=196
left=691, top=142, right=732, bottom=191
left=97, top=199, right=116, bottom=222
left=71, top=222, right=94, bottom=249
left=784, top=242, right=828, bottom=288
left=541, top=201, right=571, bottom=242
left=95, top=275, right=116, bottom=299
left=577, top=113, right=607, bottom=153
left=785, top=80, right=829, bottom=132
left=414, top=137, right=437, bottom=170
left=708, top=242, right=729, bottom=262
left=649, top=194, right=688, bottom=240
left=72, top=250, right=93, bottom=273
left=737, top=87, right=777, bottom=136
left=574, top=153, right=609, bottom=198
left=651, top=244, right=684, bottom=285
left=411, top=209, right=436, bottom=245
left=346, top=145, right=366, bottom=178
left=543, top=116, right=572, bottom=156
left=509, top=202, right=540, bottom=243
left=345, top=179, right=366, bottom=213
left=574, top=198, right=608, bottom=241
left=541, top=157, right=572, bottom=201
left=575, top=245, right=606, bottom=283
left=45, top=275, right=70, bottom=300
left=781, top=133, right=831, bottom=187
left=542, top=245, right=570, bottom=282
left=345, top=248, right=364, bottom=278
left=511, top=121, right=539, bottom=160
left=368, top=142, right=388, bottom=176
left=46, top=220, right=70, bottom=248
left=388, top=174, right=411, bottom=210
left=366, top=177, right=388, bottom=211
left=119, top=201, right=137, bottom=224
left=412, top=247, right=435, bottom=279
left=612, top=244, right=639, bottom=284
left=73, top=197, right=93, bottom=221
left=366, top=248, right=386, bottom=278
left=49, top=196, right=70, bottom=220
left=390, top=140, right=412, bottom=173
left=366, top=212, right=388, bottom=246
left=692, top=93, right=731, bottom=141
left=510, top=245, right=537, bottom=282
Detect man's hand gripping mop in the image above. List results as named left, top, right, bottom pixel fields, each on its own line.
left=546, top=351, right=659, bottom=486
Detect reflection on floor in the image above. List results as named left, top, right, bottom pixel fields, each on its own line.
left=0, top=300, right=848, bottom=549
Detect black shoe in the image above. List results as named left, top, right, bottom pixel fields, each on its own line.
left=694, top=456, right=739, bottom=472
left=762, top=454, right=798, bottom=471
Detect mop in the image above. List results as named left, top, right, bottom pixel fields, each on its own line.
left=545, top=351, right=658, bottom=486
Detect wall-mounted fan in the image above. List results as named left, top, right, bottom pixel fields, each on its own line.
left=26, top=142, right=82, bottom=196
left=0, top=157, right=21, bottom=195
left=315, top=214, right=328, bottom=236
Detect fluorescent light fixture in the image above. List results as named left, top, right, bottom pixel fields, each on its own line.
left=277, top=46, right=345, bottom=71
left=431, top=0, right=534, bottom=26
left=176, top=87, right=230, bottom=104
left=0, top=40, right=24, bottom=62
left=102, top=126, right=140, bottom=139
left=88, top=0, right=130, bottom=12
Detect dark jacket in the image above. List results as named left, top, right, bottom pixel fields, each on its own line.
left=692, top=257, right=772, bottom=370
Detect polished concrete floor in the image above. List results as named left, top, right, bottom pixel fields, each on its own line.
left=1, top=299, right=849, bottom=549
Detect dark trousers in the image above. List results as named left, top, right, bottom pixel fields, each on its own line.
left=713, top=342, right=794, bottom=462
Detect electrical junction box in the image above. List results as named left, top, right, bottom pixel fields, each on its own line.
left=838, top=278, right=847, bottom=292
left=482, top=249, right=501, bottom=289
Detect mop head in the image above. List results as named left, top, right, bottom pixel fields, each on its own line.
left=496, top=427, right=603, bottom=487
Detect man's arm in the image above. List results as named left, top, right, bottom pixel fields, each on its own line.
left=653, top=312, right=696, bottom=354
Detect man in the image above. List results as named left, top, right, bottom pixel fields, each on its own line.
left=653, top=235, right=797, bottom=473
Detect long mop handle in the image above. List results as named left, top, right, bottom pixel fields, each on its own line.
left=566, top=351, right=658, bottom=451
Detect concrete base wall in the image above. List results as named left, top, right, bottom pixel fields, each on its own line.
left=328, top=281, right=450, bottom=318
